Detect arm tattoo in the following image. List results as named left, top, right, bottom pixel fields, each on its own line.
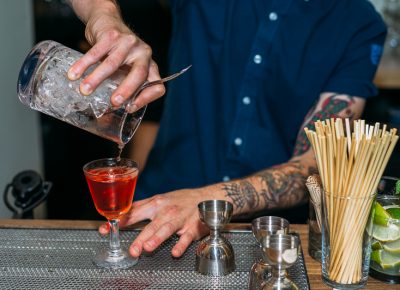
left=222, top=181, right=260, bottom=211
left=257, top=162, right=308, bottom=210
left=222, top=94, right=356, bottom=213
left=223, top=162, right=317, bottom=213
left=293, top=94, right=355, bottom=156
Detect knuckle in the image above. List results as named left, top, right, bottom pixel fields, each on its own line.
left=134, top=65, right=149, bottom=80
left=104, top=57, right=120, bottom=71
left=153, top=84, right=166, bottom=97
left=84, top=29, right=96, bottom=46
left=105, top=29, right=120, bottom=41
left=141, top=44, right=153, bottom=58
left=163, top=221, right=176, bottom=234
left=87, top=46, right=102, bottom=60
left=150, top=61, right=159, bottom=70
left=145, top=221, right=160, bottom=233
left=152, top=195, right=166, bottom=207
left=166, top=205, right=180, bottom=216
left=151, top=235, right=162, bottom=246
left=125, top=34, right=138, bottom=46
left=183, top=231, right=194, bottom=242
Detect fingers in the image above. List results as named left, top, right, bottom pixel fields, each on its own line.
left=127, top=61, right=165, bottom=112
left=98, top=222, right=109, bottom=235
left=172, top=224, right=209, bottom=257
left=68, top=30, right=163, bottom=109
left=172, top=231, right=194, bottom=257
left=79, top=46, right=130, bottom=96
left=119, top=198, right=157, bottom=228
left=99, top=191, right=208, bottom=259
left=68, top=41, right=110, bottom=81
left=129, top=219, right=178, bottom=257
left=99, top=197, right=155, bottom=235
left=110, top=59, right=150, bottom=107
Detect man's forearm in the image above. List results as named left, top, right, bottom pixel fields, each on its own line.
left=220, top=160, right=316, bottom=215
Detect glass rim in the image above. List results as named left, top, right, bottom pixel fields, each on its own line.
left=197, top=199, right=233, bottom=212
left=264, top=233, right=299, bottom=243
left=380, top=176, right=399, bottom=181
left=323, top=190, right=377, bottom=200
left=83, top=157, right=138, bottom=177
left=251, top=216, right=290, bottom=227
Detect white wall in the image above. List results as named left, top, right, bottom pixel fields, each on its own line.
left=0, top=1, right=43, bottom=218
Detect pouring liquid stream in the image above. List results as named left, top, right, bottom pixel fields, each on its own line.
left=116, top=143, right=124, bottom=162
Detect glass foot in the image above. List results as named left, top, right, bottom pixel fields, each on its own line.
left=262, top=277, right=299, bottom=290
left=249, top=261, right=272, bottom=290
left=93, top=248, right=138, bottom=269
left=322, top=274, right=367, bottom=289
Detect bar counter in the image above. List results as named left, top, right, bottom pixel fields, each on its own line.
left=0, top=219, right=396, bottom=289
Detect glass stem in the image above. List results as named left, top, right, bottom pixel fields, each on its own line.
left=109, top=219, right=122, bottom=257
left=272, top=267, right=287, bottom=280
left=210, top=229, right=219, bottom=241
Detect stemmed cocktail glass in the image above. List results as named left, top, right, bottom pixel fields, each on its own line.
left=83, top=158, right=138, bottom=269
left=249, top=216, right=290, bottom=290
left=260, top=234, right=300, bottom=290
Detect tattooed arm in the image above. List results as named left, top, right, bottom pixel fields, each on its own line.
left=222, top=92, right=365, bottom=215
left=102, top=92, right=366, bottom=258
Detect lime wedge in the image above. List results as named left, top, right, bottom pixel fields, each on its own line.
left=383, top=239, right=400, bottom=254
left=386, top=207, right=400, bottom=220
left=370, top=249, right=381, bottom=264
left=370, top=249, right=400, bottom=269
left=395, top=180, right=400, bottom=195
left=371, top=240, right=383, bottom=250
left=372, top=223, right=400, bottom=242
left=374, top=202, right=392, bottom=226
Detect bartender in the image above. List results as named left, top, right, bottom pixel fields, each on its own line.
left=67, top=0, right=386, bottom=258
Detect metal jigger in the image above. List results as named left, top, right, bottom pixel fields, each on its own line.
left=195, top=200, right=235, bottom=276
left=249, top=217, right=290, bottom=290
left=260, top=234, right=300, bottom=290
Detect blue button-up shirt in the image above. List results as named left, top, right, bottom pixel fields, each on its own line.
left=136, top=0, right=386, bottom=200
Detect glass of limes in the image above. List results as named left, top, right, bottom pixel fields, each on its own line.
left=369, top=176, right=400, bottom=284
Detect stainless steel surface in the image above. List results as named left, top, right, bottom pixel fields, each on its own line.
left=0, top=228, right=309, bottom=289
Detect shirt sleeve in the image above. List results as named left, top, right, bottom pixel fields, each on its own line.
left=323, top=12, right=387, bottom=98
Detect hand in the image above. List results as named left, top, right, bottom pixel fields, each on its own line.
left=68, top=7, right=165, bottom=110
left=99, top=188, right=214, bottom=258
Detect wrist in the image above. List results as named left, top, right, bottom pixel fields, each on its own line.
left=70, top=0, right=121, bottom=24
left=198, top=182, right=244, bottom=215
left=84, top=2, right=129, bottom=45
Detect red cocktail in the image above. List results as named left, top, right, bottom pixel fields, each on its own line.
left=85, top=167, right=137, bottom=220
left=83, top=158, right=139, bottom=269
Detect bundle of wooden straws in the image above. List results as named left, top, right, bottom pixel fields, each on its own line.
left=305, top=119, right=399, bottom=284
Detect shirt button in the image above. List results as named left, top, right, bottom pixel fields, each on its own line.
left=253, top=54, right=262, bottom=64
left=222, top=176, right=230, bottom=182
left=242, top=96, right=251, bottom=105
left=269, top=12, right=278, bottom=21
left=234, top=138, right=243, bottom=146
